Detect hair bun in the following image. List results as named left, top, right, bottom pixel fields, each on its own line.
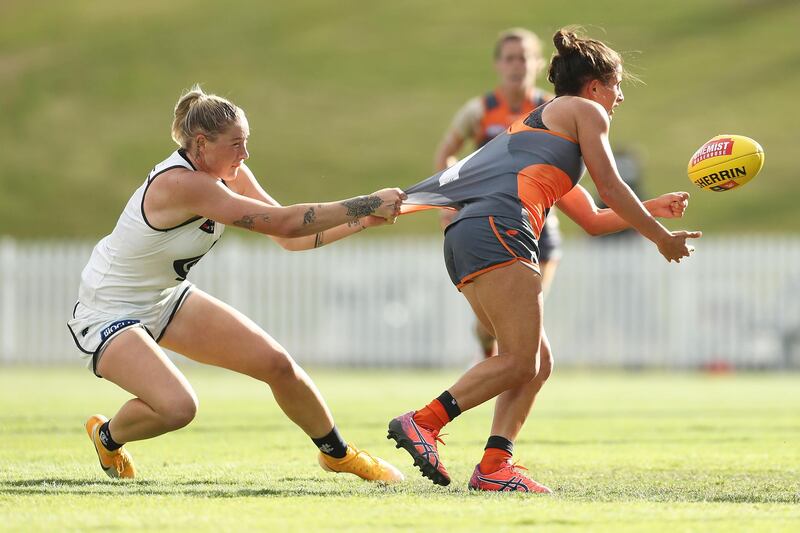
left=553, top=29, right=579, bottom=54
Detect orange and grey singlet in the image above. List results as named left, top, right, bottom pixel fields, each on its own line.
left=406, top=103, right=584, bottom=238
left=404, top=103, right=585, bottom=287
left=475, top=88, right=550, bottom=147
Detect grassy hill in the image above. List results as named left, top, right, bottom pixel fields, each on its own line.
left=1, top=0, right=797, bottom=238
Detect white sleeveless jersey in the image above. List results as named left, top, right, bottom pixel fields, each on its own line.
left=77, top=150, right=225, bottom=313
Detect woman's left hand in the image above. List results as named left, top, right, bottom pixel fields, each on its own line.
left=647, top=191, right=690, bottom=219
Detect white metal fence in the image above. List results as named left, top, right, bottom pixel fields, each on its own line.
left=2, top=235, right=800, bottom=369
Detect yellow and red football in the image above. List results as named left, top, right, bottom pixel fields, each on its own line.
left=688, top=134, right=764, bottom=192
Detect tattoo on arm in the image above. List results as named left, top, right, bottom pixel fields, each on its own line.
left=342, top=195, right=382, bottom=218
left=303, top=207, right=317, bottom=225
left=313, top=232, right=324, bottom=248
left=233, top=213, right=271, bottom=230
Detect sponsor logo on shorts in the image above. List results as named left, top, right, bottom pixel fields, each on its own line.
left=690, top=138, right=734, bottom=167
left=100, top=320, right=140, bottom=343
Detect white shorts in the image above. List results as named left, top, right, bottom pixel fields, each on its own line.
left=66, top=280, right=194, bottom=377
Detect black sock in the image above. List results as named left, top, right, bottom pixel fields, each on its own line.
left=485, top=435, right=514, bottom=454
left=437, top=390, right=462, bottom=421
left=98, top=420, right=123, bottom=451
left=312, top=426, right=348, bottom=459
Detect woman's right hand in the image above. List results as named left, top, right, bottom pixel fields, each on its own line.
left=371, top=188, right=407, bottom=220
left=656, top=230, right=702, bottom=263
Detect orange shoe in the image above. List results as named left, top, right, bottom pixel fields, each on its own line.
left=468, top=462, right=551, bottom=493
left=85, top=415, right=136, bottom=479
left=318, top=444, right=404, bottom=483
left=387, top=412, right=450, bottom=486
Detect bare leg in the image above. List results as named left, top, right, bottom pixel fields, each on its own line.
left=96, top=328, right=198, bottom=443
left=477, top=259, right=558, bottom=359
left=490, top=330, right=553, bottom=439
left=158, top=289, right=334, bottom=438
left=466, top=258, right=558, bottom=436
left=445, top=262, right=543, bottom=411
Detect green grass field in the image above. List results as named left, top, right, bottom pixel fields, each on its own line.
left=1, top=366, right=798, bottom=531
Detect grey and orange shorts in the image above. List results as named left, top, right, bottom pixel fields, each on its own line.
left=443, top=215, right=541, bottom=289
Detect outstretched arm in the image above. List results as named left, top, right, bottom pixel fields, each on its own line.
left=556, top=185, right=690, bottom=236
left=168, top=165, right=404, bottom=240
left=575, top=99, right=700, bottom=261
left=236, top=164, right=397, bottom=250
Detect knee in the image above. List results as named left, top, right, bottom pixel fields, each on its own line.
left=257, top=349, right=297, bottom=384
left=535, top=349, right=554, bottom=384
left=162, top=392, right=198, bottom=430
left=504, top=356, right=538, bottom=387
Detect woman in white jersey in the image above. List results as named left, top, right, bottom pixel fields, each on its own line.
left=67, top=85, right=406, bottom=482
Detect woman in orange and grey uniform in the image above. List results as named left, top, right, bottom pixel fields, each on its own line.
left=390, top=28, right=701, bottom=492
left=434, top=28, right=559, bottom=358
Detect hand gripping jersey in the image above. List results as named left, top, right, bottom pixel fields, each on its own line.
left=406, top=105, right=585, bottom=239
left=77, top=150, right=225, bottom=314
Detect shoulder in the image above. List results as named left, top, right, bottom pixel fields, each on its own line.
left=549, top=97, right=607, bottom=124
left=448, top=96, right=484, bottom=137
left=154, top=167, right=229, bottom=202
left=456, top=95, right=484, bottom=117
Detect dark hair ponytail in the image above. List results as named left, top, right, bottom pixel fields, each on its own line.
left=547, top=27, right=625, bottom=96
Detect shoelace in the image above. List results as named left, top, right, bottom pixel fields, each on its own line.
left=330, top=447, right=378, bottom=467
left=355, top=449, right=381, bottom=467
left=431, top=431, right=448, bottom=447
left=510, top=462, right=528, bottom=472
left=113, top=453, right=126, bottom=476
left=331, top=447, right=386, bottom=477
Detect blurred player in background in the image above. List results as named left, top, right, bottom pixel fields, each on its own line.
left=391, top=27, right=701, bottom=492
left=68, top=85, right=405, bottom=483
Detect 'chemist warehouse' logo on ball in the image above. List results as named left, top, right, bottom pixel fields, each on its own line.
left=690, top=138, right=734, bottom=167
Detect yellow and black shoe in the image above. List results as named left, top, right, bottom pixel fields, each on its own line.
left=318, top=444, right=404, bottom=483
left=85, top=414, right=136, bottom=479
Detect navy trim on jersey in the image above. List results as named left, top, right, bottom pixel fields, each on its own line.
left=484, top=91, right=499, bottom=111
left=155, top=285, right=193, bottom=342
left=141, top=165, right=203, bottom=232
left=177, top=149, right=197, bottom=170
left=523, top=102, right=550, bottom=130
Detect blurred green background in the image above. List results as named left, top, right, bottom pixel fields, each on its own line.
left=1, top=0, right=797, bottom=239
